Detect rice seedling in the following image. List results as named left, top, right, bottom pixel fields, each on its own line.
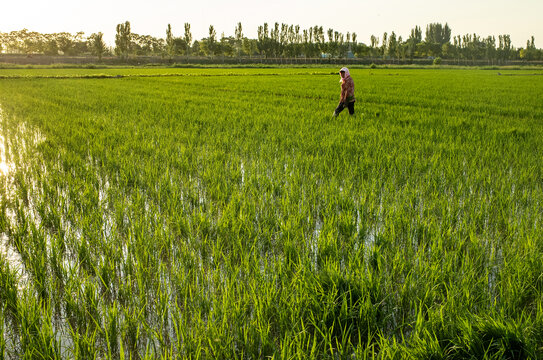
left=0, top=67, right=542, bottom=358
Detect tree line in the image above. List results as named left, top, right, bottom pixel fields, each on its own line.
left=1, top=22, right=542, bottom=62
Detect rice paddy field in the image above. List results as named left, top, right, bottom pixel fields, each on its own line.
left=0, top=66, right=543, bottom=359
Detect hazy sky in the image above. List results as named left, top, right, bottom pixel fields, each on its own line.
left=1, top=0, right=541, bottom=48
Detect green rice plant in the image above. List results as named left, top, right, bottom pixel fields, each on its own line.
left=68, top=325, right=99, bottom=360
left=103, top=302, right=120, bottom=359
left=0, top=67, right=542, bottom=358
left=49, top=234, right=66, bottom=287
left=408, top=315, right=534, bottom=359
left=0, top=305, right=5, bottom=358
left=17, top=294, right=60, bottom=359
left=120, top=304, right=145, bottom=358
left=0, top=256, right=19, bottom=321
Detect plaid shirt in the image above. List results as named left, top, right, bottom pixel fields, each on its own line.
left=340, top=76, right=355, bottom=103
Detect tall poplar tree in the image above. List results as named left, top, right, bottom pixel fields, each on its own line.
left=115, top=21, right=131, bottom=59
left=184, top=23, right=192, bottom=56
left=166, top=24, right=175, bottom=58
left=387, top=31, right=397, bottom=60
left=235, top=22, right=243, bottom=57
left=207, top=25, right=216, bottom=56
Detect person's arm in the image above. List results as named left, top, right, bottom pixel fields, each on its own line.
left=340, top=82, right=347, bottom=103
left=345, top=78, right=354, bottom=102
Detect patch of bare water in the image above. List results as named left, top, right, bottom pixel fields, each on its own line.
left=310, top=215, right=322, bottom=271
left=96, top=173, right=115, bottom=239
left=0, top=108, right=31, bottom=291
left=356, top=208, right=361, bottom=234
left=188, top=174, right=206, bottom=209
left=363, top=219, right=382, bottom=269
left=240, top=160, right=245, bottom=186
left=488, top=246, right=502, bottom=305
left=0, top=134, right=13, bottom=176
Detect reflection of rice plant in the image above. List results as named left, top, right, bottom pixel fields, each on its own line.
left=0, top=67, right=542, bottom=358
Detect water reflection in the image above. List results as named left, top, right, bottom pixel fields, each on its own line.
left=0, top=234, right=28, bottom=288
left=0, top=134, right=12, bottom=175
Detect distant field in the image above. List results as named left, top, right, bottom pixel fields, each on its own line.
left=0, top=68, right=542, bottom=358
left=0, top=66, right=296, bottom=77
left=0, top=65, right=542, bottom=77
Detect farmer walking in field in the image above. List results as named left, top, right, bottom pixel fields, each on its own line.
left=332, top=67, right=355, bottom=117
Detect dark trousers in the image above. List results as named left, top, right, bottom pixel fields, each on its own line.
left=334, top=101, right=355, bottom=116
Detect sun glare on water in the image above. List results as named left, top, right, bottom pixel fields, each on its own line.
left=0, top=134, right=12, bottom=176
left=0, top=162, right=9, bottom=175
